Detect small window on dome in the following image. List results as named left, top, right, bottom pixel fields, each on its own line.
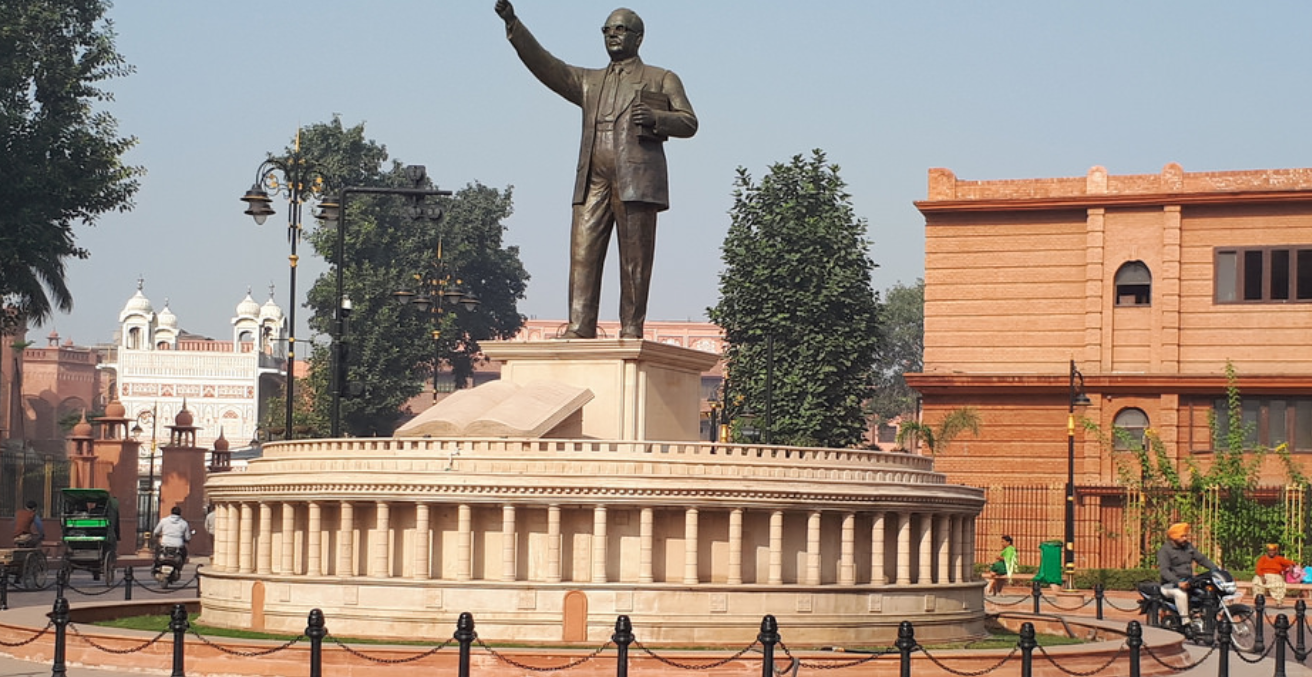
left=1115, top=261, right=1152, bottom=306
left=127, top=327, right=141, bottom=350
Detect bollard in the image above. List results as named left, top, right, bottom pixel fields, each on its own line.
left=169, top=603, right=188, bottom=677
left=757, top=615, right=780, bottom=677
left=895, top=621, right=916, bottom=677
left=124, top=566, right=134, bottom=601
left=1254, top=595, right=1267, bottom=654
left=1018, top=622, right=1036, bottom=677
left=1274, top=614, right=1290, bottom=677
left=1093, top=582, right=1105, bottom=620
left=612, top=615, right=633, bottom=677
left=1126, top=620, right=1142, bottom=677
left=0, top=567, right=8, bottom=611
left=306, top=609, right=326, bottom=677
left=55, top=566, right=68, bottom=601
left=454, top=612, right=475, bottom=677
left=1296, top=599, right=1307, bottom=661
left=1031, top=579, right=1042, bottom=614
left=50, top=596, right=70, bottom=677
left=1216, top=617, right=1231, bottom=677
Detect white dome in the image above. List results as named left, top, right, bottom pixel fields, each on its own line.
left=157, top=302, right=178, bottom=330
left=118, top=288, right=154, bottom=322
left=259, top=298, right=284, bottom=321
left=235, top=292, right=260, bottom=319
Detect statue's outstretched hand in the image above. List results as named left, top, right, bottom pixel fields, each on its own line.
left=631, top=101, right=654, bottom=128
left=494, top=0, right=516, bottom=23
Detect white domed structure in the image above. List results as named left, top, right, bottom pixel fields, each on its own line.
left=154, top=301, right=179, bottom=349
left=118, top=281, right=156, bottom=351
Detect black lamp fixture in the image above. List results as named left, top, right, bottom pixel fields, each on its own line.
left=239, top=131, right=329, bottom=440
left=1064, top=359, right=1091, bottom=590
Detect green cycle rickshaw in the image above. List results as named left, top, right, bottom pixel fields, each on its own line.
left=59, top=488, right=120, bottom=585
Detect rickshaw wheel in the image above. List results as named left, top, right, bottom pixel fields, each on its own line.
left=21, top=551, right=48, bottom=590
left=102, top=550, right=116, bottom=587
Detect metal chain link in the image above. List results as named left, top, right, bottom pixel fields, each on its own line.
left=1101, top=597, right=1144, bottom=612
left=67, top=623, right=167, bottom=654
left=1039, top=595, right=1095, bottom=611
left=326, top=633, right=453, bottom=664
left=188, top=628, right=304, bottom=656
left=1141, top=641, right=1216, bottom=671
left=633, top=637, right=760, bottom=670
left=0, top=622, right=51, bottom=647
left=1036, top=643, right=1127, bottom=676
left=984, top=595, right=1031, bottom=607
left=915, top=645, right=1018, bottom=676
left=132, top=569, right=202, bottom=595
left=476, top=635, right=611, bottom=672
left=779, top=640, right=896, bottom=669
left=1283, top=633, right=1310, bottom=662
left=1232, top=640, right=1274, bottom=664
left=63, top=579, right=125, bottom=596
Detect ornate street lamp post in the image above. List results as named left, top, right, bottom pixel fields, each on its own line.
left=130, top=403, right=159, bottom=547
left=239, top=132, right=329, bottom=439
left=392, top=238, right=480, bottom=410
left=1065, top=359, right=1091, bottom=590
left=316, top=165, right=451, bottom=436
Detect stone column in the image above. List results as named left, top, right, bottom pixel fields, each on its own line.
left=936, top=515, right=951, bottom=584
left=280, top=502, right=296, bottom=575
left=214, top=503, right=231, bottom=572
left=639, top=507, right=654, bottom=584
left=806, top=510, right=822, bottom=585
left=457, top=504, right=472, bottom=582
left=337, top=502, right=355, bottom=577
left=683, top=508, right=699, bottom=584
left=257, top=503, right=274, bottom=575
left=591, top=506, right=607, bottom=583
left=918, top=514, right=933, bottom=584
left=307, top=502, right=322, bottom=577
left=839, top=511, right=855, bottom=585
left=371, top=501, right=390, bottom=578
left=768, top=510, right=784, bottom=585
left=870, top=511, right=886, bottom=585
left=728, top=508, right=743, bottom=585
left=547, top=505, right=562, bottom=583
left=950, top=515, right=963, bottom=583
left=238, top=503, right=254, bottom=574
left=895, top=512, right=911, bottom=585
left=415, top=503, right=431, bottom=580
left=502, top=505, right=517, bottom=582
left=964, top=516, right=977, bottom=582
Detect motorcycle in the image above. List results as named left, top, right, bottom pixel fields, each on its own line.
left=152, top=545, right=184, bottom=588
left=1137, top=569, right=1257, bottom=650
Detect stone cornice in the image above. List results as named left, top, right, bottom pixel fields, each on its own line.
left=915, top=189, right=1312, bottom=214
left=904, top=372, right=1312, bottom=395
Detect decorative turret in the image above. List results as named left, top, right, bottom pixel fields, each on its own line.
left=209, top=429, right=232, bottom=473
left=154, top=300, right=179, bottom=349
left=167, top=399, right=200, bottom=447
left=232, top=288, right=262, bottom=351
left=118, top=279, right=156, bottom=351
left=95, top=398, right=132, bottom=440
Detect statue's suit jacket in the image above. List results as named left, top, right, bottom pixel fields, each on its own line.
left=506, top=19, right=697, bottom=212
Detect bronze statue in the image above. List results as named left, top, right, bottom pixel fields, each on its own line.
left=495, top=1, right=698, bottom=339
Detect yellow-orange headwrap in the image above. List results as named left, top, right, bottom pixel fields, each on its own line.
left=1167, top=523, right=1190, bottom=540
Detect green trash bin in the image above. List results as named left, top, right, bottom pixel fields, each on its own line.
left=1034, top=540, right=1064, bottom=586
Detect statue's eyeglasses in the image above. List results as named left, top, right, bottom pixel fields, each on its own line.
left=601, top=25, right=638, bottom=36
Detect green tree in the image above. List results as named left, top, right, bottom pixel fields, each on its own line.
left=867, top=279, right=923, bottom=424
left=709, top=150, right=881, bottom=448
left=894, top=406, right=981, bottom=455
left=0, top=0, right=141, bottom=331
left=285, top=118, right=529, bottom=436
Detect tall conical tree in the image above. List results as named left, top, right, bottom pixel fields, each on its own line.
left=709, top=150, right=881, bottom=448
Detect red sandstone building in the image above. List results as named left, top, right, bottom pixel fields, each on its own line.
left=906, top=163, right=1312, bottom=569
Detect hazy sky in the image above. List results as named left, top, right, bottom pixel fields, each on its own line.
left=41, top=1, right=1312, bottom=347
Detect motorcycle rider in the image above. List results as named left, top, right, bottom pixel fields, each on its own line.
left=1157, top=522, right=1218, bottom=625
left=153, top=506, right=192, bottom=565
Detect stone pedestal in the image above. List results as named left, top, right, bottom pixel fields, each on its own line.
left=482, top=339, right=719, bottom=442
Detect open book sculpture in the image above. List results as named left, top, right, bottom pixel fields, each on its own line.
left=395, top=380, right=594, bottom=439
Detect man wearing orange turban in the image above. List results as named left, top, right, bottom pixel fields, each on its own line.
left=1157, top=522, right=1217, bottom=627
left=1253, top=543, right=1298, bottom=607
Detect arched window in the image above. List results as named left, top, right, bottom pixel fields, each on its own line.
left=1113, top=408, right=1150, bottom=451
left=126, top=326, right=141, bottom=349
left=1115, top=261, right=1152, bottom=306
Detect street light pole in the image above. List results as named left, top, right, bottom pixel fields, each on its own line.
left=1065, top=359, right=1091, bottom=590
left=240, top=131, right=327, bottom=439
left=317, top=166, right=451, bottom=437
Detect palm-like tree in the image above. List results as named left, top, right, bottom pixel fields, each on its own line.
left=896, top=407, right=982, bottom=455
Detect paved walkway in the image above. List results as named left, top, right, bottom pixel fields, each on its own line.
left=3, top=579, right=1312, bottom=676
